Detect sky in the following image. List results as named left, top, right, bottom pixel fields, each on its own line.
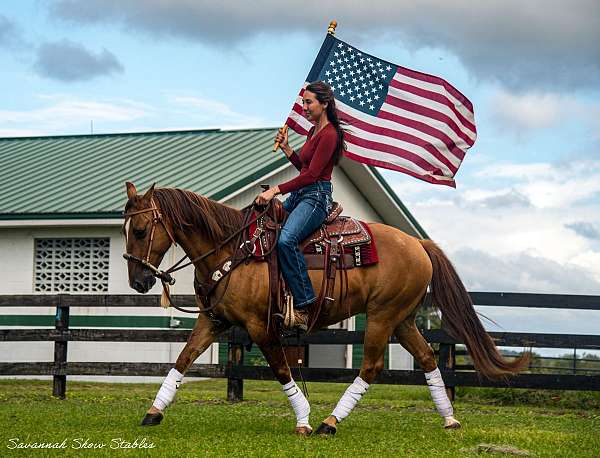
left=1, top=1, right=599, bottom=345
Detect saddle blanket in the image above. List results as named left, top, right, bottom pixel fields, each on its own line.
left=248, top=215, right=379, bottom=266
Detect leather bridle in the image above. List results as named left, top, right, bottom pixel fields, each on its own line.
left=123, top=198, right=273, bottom=314
left=122, top=197, right=178, bottom=286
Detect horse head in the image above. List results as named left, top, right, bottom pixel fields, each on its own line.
left=122, top=182, right=175, bottom=293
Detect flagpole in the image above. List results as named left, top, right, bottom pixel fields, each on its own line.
left=272, top=20, right=338, bottom=152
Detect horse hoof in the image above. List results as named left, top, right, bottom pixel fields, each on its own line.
left=294, top=425, right=313, bottom=436
left=444, top=416, right=461, bottom=429
left=141, top=412, right=164, bottom=426
left=315, top=422, right=337, bottom=436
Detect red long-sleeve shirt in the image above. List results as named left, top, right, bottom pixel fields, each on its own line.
left=277, top=123, right=337, bottom=195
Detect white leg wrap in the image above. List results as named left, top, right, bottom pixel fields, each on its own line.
left=153, top=368, right=184, bottom=411
left=331, top=376, right=369, bottom=422
left=282, top=380, right=310, bottom=427
left=425, top=367, right=453, bottom=418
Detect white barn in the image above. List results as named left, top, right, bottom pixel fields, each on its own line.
left=0, top=128, right=428, bottom=380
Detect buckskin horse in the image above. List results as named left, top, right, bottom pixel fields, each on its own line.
left=122, top=182, right=528, bottom=435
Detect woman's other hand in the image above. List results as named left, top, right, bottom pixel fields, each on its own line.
left=254, top=186, right=280, bottom=206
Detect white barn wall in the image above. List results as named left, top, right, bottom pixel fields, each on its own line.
left=0, top=226, right=215, bottom=371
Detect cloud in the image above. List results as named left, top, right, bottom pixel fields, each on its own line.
left=34, top=39, right=124, bottom=81
left=169, top=95, right=265, bottom=128
left=488, top=88, right=600, bottom=137
left=565, top=222, right=600, bottom=240
left=0, top=95, right=152, bottom=134
left=0, top=14, right=29, bottom=51
left=474, top=160, right=600, bottom=208
left=490, top=90, right=564, bottom=131
left=451, top=247, right=600, bottom=294
left=389, top=155, right=600, bottom=294
left=478, top=189, right=531, bottom=209
left=48, top=1, right=600, bottom=90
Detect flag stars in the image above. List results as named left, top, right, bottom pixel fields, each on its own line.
left=369, top=105, right=375, bottom=110
left=359, top=100, right=365, bottom=106
left=350, top=96, right=355, bottom=102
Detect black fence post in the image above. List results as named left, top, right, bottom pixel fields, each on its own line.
left=52, top=295, right=69, bottom=399
left=438, top=317, right=456, bottom=402
left=227, top=327, right=244, bottom=402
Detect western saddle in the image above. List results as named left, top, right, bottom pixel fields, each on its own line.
left=251, top=197, right=374, bottom=331
left=195, top=194, right=375, bottom=332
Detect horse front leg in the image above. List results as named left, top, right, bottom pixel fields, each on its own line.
left=246, top=321, right=312, bottom=436
left=141, top=315, right=223, bottom=426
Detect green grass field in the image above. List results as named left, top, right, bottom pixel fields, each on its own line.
left=0, top=378, right=598, bottom=457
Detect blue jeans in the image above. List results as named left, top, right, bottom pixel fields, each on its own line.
left=278, top=181, right=333, bottom=309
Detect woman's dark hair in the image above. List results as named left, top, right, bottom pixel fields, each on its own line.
left=306, top=80, right=347, bottom=165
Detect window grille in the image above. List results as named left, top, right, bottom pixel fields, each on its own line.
left=34, top=238, right=110, bottom=293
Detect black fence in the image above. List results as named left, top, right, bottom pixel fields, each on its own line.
left=0, top=293, right=599, bottom=401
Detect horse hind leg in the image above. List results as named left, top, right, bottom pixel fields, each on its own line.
left=394, top=320, right=461, bottom=429
left=142, top=315, right=223, bottom=426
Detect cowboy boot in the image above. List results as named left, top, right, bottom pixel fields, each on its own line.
left=293, top=308, right=309, bottom=332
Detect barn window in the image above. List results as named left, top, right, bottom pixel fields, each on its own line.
left=34, top=238, right=110, bottom=293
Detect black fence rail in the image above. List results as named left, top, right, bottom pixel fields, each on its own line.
left=0, top=293, right=599, bottom=400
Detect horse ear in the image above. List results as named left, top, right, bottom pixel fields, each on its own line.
left=142, top=182, right=156, bottom=201
left=126, top=181, right=137, bottom=199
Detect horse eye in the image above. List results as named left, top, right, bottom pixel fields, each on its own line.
left=133, top=228, right=147, bottom=239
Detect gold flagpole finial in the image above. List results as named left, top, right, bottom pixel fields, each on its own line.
left=327, top=20, right=337, bottom=35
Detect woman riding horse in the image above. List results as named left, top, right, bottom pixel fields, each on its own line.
left=254, top=81, right=343, bottom=331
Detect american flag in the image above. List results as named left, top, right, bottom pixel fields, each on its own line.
left=285, top=35, right=476, bottom=187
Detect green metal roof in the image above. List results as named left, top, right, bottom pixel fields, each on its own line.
left=0, top=128, right=424, bottom=237
left=0, top=128, right=305, bottom=219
